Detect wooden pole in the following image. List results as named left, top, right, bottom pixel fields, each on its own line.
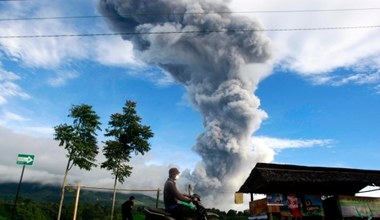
left=73, top=184, right=81, bottom=220
left=156, top=188, right=160, bottom=208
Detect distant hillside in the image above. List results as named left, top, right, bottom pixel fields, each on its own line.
left=0, top=182, right=163, bottom=208
left=0, top=182, right=249, bottom=219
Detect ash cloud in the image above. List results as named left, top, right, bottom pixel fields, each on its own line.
left=98, top=0, right=273, bottom=206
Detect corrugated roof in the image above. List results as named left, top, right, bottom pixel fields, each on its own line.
left=238, top=163, right=380, bottom=195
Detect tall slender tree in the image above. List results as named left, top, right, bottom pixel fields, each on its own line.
left=101, top=100, right=153, bottom=220
left=54, top=104, right=101, bottom=220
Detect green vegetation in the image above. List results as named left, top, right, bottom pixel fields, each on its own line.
left=52, top=100, right=154, bottom=219
left=101, top=100, right=154, bottom=219
left=0, top=182, right=250, bottom=219
left=0, top=183, right=155, bottom=220
left=54, top=104, right=102, bottom=220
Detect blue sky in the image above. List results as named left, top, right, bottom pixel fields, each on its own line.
left=256, top=69, right=380, bottom=168
left=1, top=0, right=380, bottom=210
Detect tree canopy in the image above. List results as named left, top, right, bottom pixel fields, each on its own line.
left=54, top=104, right=101, bottom=170
left=101, top=100, right=154, bottom=183
left=53, top=104, right=101, bottom=220
left=101, top=100, right=154, bottom=220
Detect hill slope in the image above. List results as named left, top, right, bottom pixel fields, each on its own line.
left=0, top=182, right=162, bottom=207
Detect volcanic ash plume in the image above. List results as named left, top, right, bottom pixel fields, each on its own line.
left=98, top=0, right=273, bottom=206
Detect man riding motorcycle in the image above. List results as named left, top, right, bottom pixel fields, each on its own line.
left=164, top=168, right=197, bottom=219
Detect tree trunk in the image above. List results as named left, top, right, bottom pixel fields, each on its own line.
left=57, top=159, right=71, bottom=220
left=110, top=176, right=118, bottom=220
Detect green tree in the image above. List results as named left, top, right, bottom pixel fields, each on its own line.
left=101, top=100, right=153, bottom=220
left=54, top=104, right=101, bottom=220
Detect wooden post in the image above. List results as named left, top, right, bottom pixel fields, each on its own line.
left=73, top=184, right=81, bottom=220
left=156, top=188, right=160, bottom=208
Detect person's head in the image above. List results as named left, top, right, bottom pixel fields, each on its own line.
left=169, top=167, right=180, bottom=179
left=129, top=196, right=135, bottom=201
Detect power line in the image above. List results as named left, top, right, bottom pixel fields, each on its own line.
left=236, top=7, right=380, bottom=13
left=1, top=7, right=380, bottom=21
left=0, top=15, right=103, bottom=21
left=1, top=25, right=379, bottom=39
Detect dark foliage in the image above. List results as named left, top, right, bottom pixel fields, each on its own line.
left=0, top=182, right=249, bottom=219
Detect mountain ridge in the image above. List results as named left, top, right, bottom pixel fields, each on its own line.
left=0, top=182, right=162, bottom=207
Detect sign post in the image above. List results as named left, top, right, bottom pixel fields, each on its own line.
left=13, top=154, right=35, bottom=219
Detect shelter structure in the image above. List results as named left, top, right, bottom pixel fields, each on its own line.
left=237, top=163, right=380, bottom=220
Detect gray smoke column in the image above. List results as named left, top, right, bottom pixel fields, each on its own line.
left=98, top=0, right=273, bottom=206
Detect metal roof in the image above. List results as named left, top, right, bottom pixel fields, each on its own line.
left=238, top=163, right=380, bottom=195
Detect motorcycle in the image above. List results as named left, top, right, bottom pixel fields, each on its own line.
left=144, top=193, right=220, bottom=220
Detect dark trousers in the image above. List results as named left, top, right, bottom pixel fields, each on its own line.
left=122, top=212, right=133, bottom=220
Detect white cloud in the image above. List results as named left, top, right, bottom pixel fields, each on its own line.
left=0, top=109, right=55, bottom=137
left=22, top=126, right=55, bottom=137
left=1, top=19, right=88, bottom=68
left=2, top=111, right=28, bottom=122
left=47, top=70, right=80, bottom=87
left=2, top=0, right=379, bottom=88
left=0, top=1, right=99, bottom=69
left=0, top=1, right=173, bottom=90
left=0, top=126, right=95, bottom=183
left=229, top=0, right=380, bottom=89
left=248, top=136, right=333, bottom=169
left=332, top=70, right=380, bottom=86
left=92, top=36, right=176, bottom=86
left=0, top=125, right=177, bottom=187
left=375, top=84, right=380, bottom=94
left=93, top=37, right=138, bottom=66
left=252, top=135, right=333, bottom=151
left=0, top=68, right=20, bottom=81
left=0, top=69, right=30, bottom=104
left=0, top=97, right=6, bottom=105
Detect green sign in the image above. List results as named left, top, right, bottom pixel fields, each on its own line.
left=339, top=195, right=380, bottom=218
left=16, top=154, right=35, bottom=166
